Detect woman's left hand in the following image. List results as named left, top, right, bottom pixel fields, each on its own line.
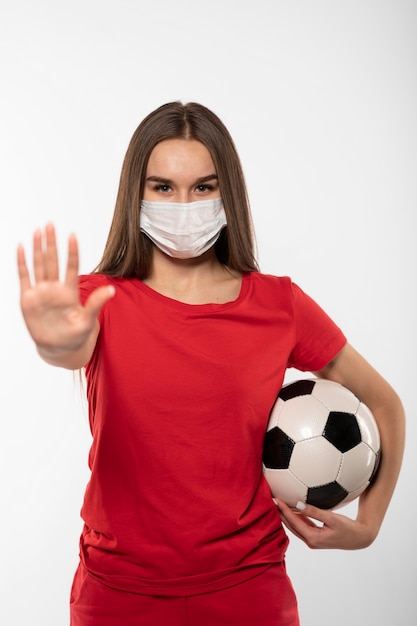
left=274, top=342, right=405, bottom=551
left=274, top=498, right=376, bottom=550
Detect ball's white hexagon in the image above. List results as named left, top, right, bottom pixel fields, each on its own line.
left=338, top=443, right=377, bottom=491
left=289, top=437, right=342, bottom=486
left=312, top=378, right=361, bottom=413
left=275, top=396, right=329, bottom=441
left=338, top=483, right=369, bottom=507
left=262, top=468, right=308, bottom=507
left=356, top=402, right=380, bottom=451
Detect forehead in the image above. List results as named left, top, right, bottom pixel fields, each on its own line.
left=147, top=139, right=216, bottom=177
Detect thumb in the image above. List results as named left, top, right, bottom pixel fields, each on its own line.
left=84, top=285, right=115, bottom=319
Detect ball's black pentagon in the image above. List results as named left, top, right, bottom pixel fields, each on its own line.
left=323, top=411, right=362, bottom=452
left=306, top=482, right=349, bottom=510
left=278, top=379, right=316, bottom=401
left=263, top=427, right=295, bottom=469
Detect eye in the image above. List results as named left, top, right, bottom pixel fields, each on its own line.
left=195, top=184, right=215, bottom=193
left=154, top=184, right=172, bottom=193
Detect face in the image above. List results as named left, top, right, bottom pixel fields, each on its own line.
left=143, top=139, right=220, bottom=203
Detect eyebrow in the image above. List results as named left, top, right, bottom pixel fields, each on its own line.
left=145, top=174, right=218, bottom=185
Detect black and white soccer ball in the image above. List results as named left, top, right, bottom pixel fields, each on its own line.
left=263, top=379, right=381, bottom=510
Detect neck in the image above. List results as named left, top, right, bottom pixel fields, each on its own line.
left=146, top=247, right=221, bottom=286
left=143, top=246, right=241, bottom=304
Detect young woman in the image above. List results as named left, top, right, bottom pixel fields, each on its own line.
left=17, top=102, right=405, bottom=626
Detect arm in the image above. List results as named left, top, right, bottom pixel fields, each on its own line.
left=275, top=343, right=405, bottom=549
left=17, top=224, right=115, bottom=370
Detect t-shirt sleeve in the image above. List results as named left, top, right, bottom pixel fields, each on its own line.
left=288, top=282, right=347, bottom=372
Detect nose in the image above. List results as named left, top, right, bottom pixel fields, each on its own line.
left=176, top=189, right=194, bottom=203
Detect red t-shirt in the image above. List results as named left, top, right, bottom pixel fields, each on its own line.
left=78, top=272, right=346, bottom=595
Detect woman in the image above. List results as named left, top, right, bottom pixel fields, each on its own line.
left=17, top=102, right=405, bottom=625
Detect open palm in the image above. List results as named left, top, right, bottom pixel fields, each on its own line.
left=17, top=224, right=114, bottom=363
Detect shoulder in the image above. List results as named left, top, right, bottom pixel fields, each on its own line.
left=79, top=273, right=113, bottom=288
left=247, top=271, right=292, bottom=287
left=79, top=274, right=136, bottom=289
left=247, top=272, right=322, bottom=302
left=241, top=272, right=301, bottom=315
left=245, top=271, right=295, bottom=297
left=78, top=274, right=134, bottom=305
left=79, top=274, right=112, bottom=302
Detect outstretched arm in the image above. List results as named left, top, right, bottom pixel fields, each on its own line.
left=275, top=343, right=405, bottom=550
left=17, top=223, right=115, bottom=369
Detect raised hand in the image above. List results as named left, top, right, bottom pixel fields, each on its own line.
left=17, top=223, right=114, bottom=368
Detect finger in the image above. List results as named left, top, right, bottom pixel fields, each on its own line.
left=295, top=502, right=334, bottom=526
left=44, top=223, right=60, bottom=281
left=273, top=497, right=290, bottom=511
left=64, top=233, right=80, bottom=289
left=277, top=499, right=326, bottom=529
left=279, top=519, right=305, bottom=542
left=33, top=229, right=45, bottom=283
left=84, top=285, right=116, bottom=320
left=284, top=508, right=321, bottom=531
left=17, top=244, right=32, bottom=293
left=276, top=509, right=317, bottom=543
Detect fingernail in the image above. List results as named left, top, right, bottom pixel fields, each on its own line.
left=296, top=501, right=306, bottom=511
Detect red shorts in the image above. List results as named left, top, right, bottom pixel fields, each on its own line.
left=70, top=562, right=299, bottom=626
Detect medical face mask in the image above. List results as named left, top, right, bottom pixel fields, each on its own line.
left=140, top=197, right=227, bottom=259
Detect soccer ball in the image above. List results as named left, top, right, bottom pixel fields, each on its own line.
left=263, top=378, right=381, bottom=510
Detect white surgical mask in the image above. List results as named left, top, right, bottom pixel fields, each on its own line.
left=140, top=198, right=227, bottom=259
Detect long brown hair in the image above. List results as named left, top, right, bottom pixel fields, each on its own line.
left=95, top=101, right=259, bottom=278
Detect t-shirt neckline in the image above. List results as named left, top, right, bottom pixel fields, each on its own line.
left=133, top=272, right=251, bottom=310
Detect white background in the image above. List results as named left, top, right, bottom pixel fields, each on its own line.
left=1, top=1, right=416, bottom=624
